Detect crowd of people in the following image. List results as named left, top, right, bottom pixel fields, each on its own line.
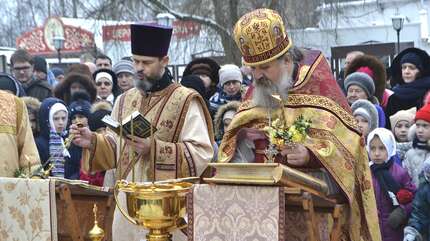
left=0, top=7, right=429, bottom=241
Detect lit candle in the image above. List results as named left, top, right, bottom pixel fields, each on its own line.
left=131, top=116, right=135, bottom=183
left=118, top=118, right=123, bottom=180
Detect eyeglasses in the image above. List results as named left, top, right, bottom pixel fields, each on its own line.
left=13, top=66, right=31, bottom=72
left=96, top=81, right=112, bottom=87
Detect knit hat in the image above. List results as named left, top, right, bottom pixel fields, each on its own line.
left=219, top=64, right=243, bottom=87
left=400, top=52, right=423, bottom=72
left=33, top=56, right=47, bottom=74
left=351, top=99, right=379, bottom=132
left=89, top=101, right=112, bottom=132
left=344, top=72, right=375, bottom=98
left=51, top=67, right=64, bottom=78
left=69, top=91, right=91, bottom=119
left=367, top=128, right=397, bottom=162
left=112, top=60, right=135, bottom=76
left=223, top=110, right=236, bottom=121
left=415, top=104, right=430, bottom=123
left=389, top=107, right=416, bottom=132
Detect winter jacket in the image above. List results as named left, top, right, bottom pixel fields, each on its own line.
left=396, top=142, right=413, bottom=162
left=213, top=101, right=241, bottom=145
left=23, top=77, right=52, bottom=102
left=407, top=176, right=430, bottom=241
left=403, top=148, right=430, bottom=186
left=372, top=162, right=416, bottom=241
left=209, top=90, right=242, bottom=117
left=35, top=98, right=67, bottom=166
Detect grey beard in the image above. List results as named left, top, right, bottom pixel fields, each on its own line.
left=252, top=69, right=293, bottom=109
left=134, top=78, right=153, bottom=92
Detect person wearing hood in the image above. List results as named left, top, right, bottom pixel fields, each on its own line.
left=213, top=101, right=240, bottom=145
left=386, top=48, right=430, bottom=129
left=66, top=91, right=92, bottom=180
left=93, top=68, right=119, bottom=105
left=0, top=89, right=41, bottom=177
left=0, top=73, right=26, bottom=97
left=351, top=99, right=379, bottom=139
left=35, top=98, right=69, bottom=177
left=367, top=128, right=416, bottom=241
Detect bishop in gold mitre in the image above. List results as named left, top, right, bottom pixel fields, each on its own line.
left=71, top=23, right=214, bottom=241
left=219, top=8, right=381, bottom=241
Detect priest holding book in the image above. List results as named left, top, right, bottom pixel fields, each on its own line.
left=218, top=8, right=381, bottom=241
left=70, top=23, right=214, bottom=241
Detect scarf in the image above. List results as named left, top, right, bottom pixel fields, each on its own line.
left=393, top=76, right=430, bottom=101
left=412, top=137, right=430, bottom=151
left=370, top=159, right=401, bottom=205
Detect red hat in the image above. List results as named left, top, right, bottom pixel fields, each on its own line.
left=415, top=104, right=430, bottom=122
left=356, top=66, right=375, bottom=80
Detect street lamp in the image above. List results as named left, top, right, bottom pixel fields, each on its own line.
left=391, top=15, right=405, bottom=55
left=53, top=36, right=65, bottom=64
left=156, top=13, right=175, bottom=27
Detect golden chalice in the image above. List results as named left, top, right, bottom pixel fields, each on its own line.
left=114, top=179, right=193, bottom=241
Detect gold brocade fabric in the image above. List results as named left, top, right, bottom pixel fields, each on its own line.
left=0, top=178, right=57, bottom=241
left=218, top=95, right=381, bottom=241
left=86, top=84, right=214, bottom=182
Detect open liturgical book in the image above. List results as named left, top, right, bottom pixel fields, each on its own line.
left=102, top=111, right=156, bottom=138
left=204, top=163, right=329, bottom=196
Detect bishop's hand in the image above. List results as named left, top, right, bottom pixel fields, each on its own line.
left=280, top=143, right=310, bottom=167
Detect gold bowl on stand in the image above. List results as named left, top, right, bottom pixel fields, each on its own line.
left=114, top=180, right=192, bottom=241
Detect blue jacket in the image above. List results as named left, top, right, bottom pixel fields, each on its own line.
left=407, top=176, right=430, bottom=240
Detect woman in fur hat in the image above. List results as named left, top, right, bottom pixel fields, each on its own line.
left=183, top=57, right=220, bottom=99
left=53, top=71, right=97, bottom=105
left=386, top=48, right=430, bottom=130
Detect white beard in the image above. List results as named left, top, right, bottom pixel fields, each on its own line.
left=251, top=67, right=293, bottom=109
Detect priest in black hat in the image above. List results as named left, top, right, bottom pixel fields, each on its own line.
left=70, top=23, right=215, bottom=241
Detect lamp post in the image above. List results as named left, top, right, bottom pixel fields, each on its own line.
left=156, top=13, right=175, bottom=27
left=53, top=36, right=65, bottom=64
left=391, top=15, right=405, bottom=55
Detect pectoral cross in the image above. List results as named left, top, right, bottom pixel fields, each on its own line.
left=265, top=108, right=278, bottom=163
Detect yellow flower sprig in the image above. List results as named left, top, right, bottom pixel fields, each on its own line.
left=264, top=115, right=312, bottom=149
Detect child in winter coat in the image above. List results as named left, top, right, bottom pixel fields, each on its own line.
left=404, top=104, right=430, bottom=186
left=403, top=159, right=430, bottom=241
left=352, top=99, right=379, bottom=139
left=35, top=98, right=70, bottom=177
left=390, top=107, right=416, bottom=161
left=367, top=128, right=416, bottom=241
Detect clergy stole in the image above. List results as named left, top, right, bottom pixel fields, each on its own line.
left=115, top=84, right=201, bottom=182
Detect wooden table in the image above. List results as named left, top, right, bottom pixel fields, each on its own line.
left=56, top=183, right=115, bottom=241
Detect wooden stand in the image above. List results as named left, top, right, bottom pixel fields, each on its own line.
left=56, top=183, right=114, bottom=241
left=284, top=187, right=345, bottom=241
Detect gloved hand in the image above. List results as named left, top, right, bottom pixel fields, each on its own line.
left=404, top=226, right=422, bottom=241
left=388, top=207, right=407, bottom=229
left=404, top=233, right=416, bottom=241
